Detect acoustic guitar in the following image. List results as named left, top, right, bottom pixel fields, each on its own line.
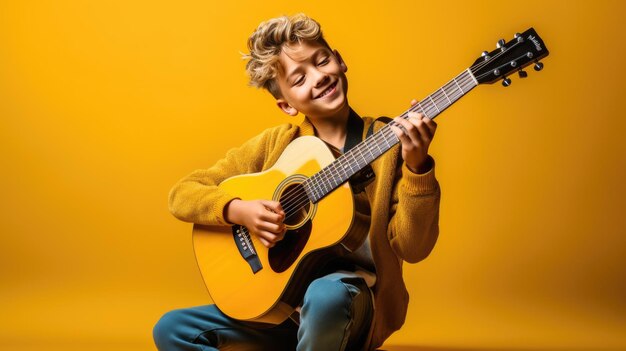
left=192, top=28, right=549, bottom=324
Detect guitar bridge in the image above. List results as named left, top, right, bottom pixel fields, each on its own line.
left=232, top=225, right=263, bottom=274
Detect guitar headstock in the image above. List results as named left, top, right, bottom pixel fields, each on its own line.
left=471, top=28, right=549, bottom=86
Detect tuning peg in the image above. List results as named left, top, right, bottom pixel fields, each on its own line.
left=518, top=69, right=528, bottom=78
left=514, top=33, right=521, bottom=38
left=502, top=77, right=512, bottom=87
left=497, top=39, right=506, bottom=49
left=534, top=61, right=544, bottom=71
left=481, top=51, right=490, bottom=60
left=514, top=32, right=524, bottom=42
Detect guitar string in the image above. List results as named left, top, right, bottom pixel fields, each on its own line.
left=280, top=96, right=465, bottom=216
left=279, top=70, right=476, bottom=211
left=279, top=72, right=477, bottom=218
left=277, top=70, right=473, bottom=211
left=282, top=70, right=478, bottom=209
left=474, top=53, right=533, bottom=82
left=278, top=70, right=477, bottom=217
left=279, top=42, right=527, bottom=218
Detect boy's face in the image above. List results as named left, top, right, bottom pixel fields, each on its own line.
left=274, top=40, right=348, bottom=121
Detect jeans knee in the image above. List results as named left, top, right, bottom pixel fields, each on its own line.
left=153, top=309, right=188, bottom=349
left=303, top=278, right=354, bottom=319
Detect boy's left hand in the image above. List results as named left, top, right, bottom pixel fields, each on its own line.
left=390, top=99, right=437, bottom=174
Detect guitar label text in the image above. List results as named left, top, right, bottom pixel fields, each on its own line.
left=528, top=35, right=542, bottom=51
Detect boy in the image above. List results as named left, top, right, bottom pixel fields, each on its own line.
left=154, top=13, right=440, bottom=351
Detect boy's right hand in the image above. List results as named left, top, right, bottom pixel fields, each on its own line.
left=224, top=199, right=286, bottom=248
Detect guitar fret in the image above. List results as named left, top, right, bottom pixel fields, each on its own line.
left=465, top=68, right=479, bottom=86
left=334, top=162, right=345, bottom=183
left=316, top=175, right=323, bottom=200
left=417, top=102, right=429, bottom=118
left=354, top=147, right=363, bottom=166
left=359, top=145, right=370, bottom=165
left=331, top=161, right=341, bottom=180
left=366, top=140, right=376, bottom=160
left=374, top=134, right=384, bottom=155
left=331, top=173, right=339, bottom=189
left=320, top=174, right=328, bottom=191
left=434, top=90, right=447, bottom=110
left=383, top=132, right=392, bottom=149
left=308, top=177, right=318, bottom=201
left=428, top=103, right=437, bottom=117
left=440, top=86, right=452, bottom=104
left=348, top=152, right=358, bottom=171
left=453, top=77, right=465, bottom=94
left=323, top=168, right=332, bottom=191
left=464, top=71, right=476, bottom=90
left=357, top=146, right=368, bottom=166
left=448, top=81, right=460, bottom=100
left=428, top=95, right=441, bottom=113
left=348, top=154, right=356, bottom=173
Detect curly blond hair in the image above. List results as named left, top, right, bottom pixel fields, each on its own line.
left=243, top=14, right=331, bottom=98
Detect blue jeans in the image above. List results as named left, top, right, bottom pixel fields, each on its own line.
left=153, top=274, right=373, bottom=351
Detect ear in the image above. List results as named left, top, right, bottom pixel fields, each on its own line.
left=276, top=99, right=299, bottom=116
left=333, top=49, right=347, bottom=73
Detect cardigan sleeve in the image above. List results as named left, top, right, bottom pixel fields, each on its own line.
left=168, top=124, right=292, bottom=226
left=387, top=156, right=441, bottom=263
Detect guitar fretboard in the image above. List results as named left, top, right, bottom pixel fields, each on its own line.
left=303, top=69, right=478, bottom=203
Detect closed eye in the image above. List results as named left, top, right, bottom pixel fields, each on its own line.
left=293, top=76, right=305, bottom=86
left=318, top=57, right=330, bottom=65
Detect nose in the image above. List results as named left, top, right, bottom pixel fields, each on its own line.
left=312, top=68, right=330, bottom=89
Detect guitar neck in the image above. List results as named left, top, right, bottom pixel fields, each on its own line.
left=303, top=68, right=478, bottom=203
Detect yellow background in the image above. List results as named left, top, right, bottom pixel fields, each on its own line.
left=1, top=0, right=625, bottom=350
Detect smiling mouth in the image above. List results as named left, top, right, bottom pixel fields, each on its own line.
left=315, top=81, right=337, bottom=99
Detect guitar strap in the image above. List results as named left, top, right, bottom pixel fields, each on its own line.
left=344, top=111, right=392, bottom=193
left=366, top=116, right=393, bottom=138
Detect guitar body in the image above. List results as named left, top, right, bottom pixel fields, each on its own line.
left=192, top=136, right=355, bottom=324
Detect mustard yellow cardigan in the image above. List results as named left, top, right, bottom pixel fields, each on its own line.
left=168, top=116, right=441, bottom=350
